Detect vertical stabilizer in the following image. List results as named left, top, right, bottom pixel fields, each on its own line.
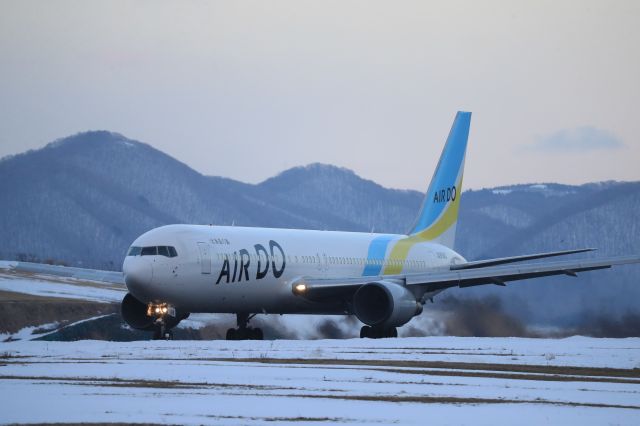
left=409, top=111, right=471, bottom=248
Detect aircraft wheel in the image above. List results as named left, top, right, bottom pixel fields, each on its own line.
left=226, top=328, right=237, bottom=340
left=164, top=330, right=173, bottom=340
left=361, top=326, right=397, bottom=339
left=360, top=326, right=371, bottom=338
left=251, top=328, right=264, bottom=340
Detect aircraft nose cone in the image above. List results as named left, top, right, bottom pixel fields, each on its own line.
left=123, top=257, right=153, bottom=296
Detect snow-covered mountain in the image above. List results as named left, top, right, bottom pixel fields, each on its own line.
left=1, top=131, right=638, bottom=324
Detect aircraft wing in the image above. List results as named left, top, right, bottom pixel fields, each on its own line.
left=292, top=255, right=640, bottom=299
left=449, top=248, right=595, bottom=270
left=1, top=260, right=125, bottom=285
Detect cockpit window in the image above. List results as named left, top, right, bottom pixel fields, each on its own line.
left=141, top=246, right=157, bottom=256
left=127, top=246, right=142, bottom=256
left=127, top=245, right=178, bottom=257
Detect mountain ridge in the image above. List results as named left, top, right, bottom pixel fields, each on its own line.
left=1, top=130, right=638, bottom=324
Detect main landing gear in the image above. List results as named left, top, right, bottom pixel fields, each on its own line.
left=226, top=313, right=264, bottom=340
left=360, top=325, right=397, bottom=339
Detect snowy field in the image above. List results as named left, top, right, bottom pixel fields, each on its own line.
left=0, top=261, right=125, bottom=304
left=1, top=337, right=639, bottom=425
left=1, top=263, right=640, bottom=424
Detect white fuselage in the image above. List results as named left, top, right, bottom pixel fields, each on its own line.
left=123, top=224, right=465, bottom=315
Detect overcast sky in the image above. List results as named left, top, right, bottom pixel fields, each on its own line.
left=1, top=0, right=638, bottom=190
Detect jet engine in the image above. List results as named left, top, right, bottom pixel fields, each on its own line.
left=120, top=293, right=187, bottom=331
left=353, top=281, right=422, bottom=328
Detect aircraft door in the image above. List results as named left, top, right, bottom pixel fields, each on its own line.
left=318, top=253, right=329, bottom=276
left=197, top=242, right=211, bottom=274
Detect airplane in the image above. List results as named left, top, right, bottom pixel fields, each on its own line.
left=7, top=111, right=640, bottom=340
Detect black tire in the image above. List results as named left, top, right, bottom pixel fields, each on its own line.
left=387, top=328, right=397, bottom=338
left=226, top=328, right=236, bottom=340
left=164, top=330, right=173, bottom=340
left=252, top=328, right=264, bottom=340
left=360, top=326, right=370, bottom=338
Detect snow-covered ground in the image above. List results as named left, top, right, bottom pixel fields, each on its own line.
left=0, top=266, right=125, bottom=304
left=0, top=315, right=114, bottom=342
left=1, top=264, right=639, bottom=424
left=1, top=337, right=639, bottom=425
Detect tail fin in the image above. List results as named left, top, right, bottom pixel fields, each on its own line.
left=409, top=111, right=471, bottom=248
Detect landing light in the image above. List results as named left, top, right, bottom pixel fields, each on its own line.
left=147, top=303, right=174, bottom=318
left=294, top=283, right=307, bottom=294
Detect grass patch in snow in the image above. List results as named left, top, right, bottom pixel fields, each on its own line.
left=217, top=357, right=640, bottom=379
left=239, top=392, right=640, bottom=410
left=0, top=374, right=299, bottom=392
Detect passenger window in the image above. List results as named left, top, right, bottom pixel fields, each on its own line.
left=141, top=246, right=157, bottom=256
left=158, top=246, right=169, bottom=257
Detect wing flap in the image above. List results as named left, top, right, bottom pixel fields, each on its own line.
left=451, top=248, right=595, bottom=270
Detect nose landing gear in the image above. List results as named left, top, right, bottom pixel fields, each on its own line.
left=226, top=313, right=264, bottom=340
left=147, top=302, right=176, bottom=340
left=153, top=322, right=173, bottom=340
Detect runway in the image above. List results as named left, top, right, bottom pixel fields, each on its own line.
left=1, top=337, right=639, bottom=425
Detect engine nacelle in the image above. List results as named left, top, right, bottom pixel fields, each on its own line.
left=120, top=293, right=187, bottom=331
left=353, top=281, right=422, bottom=328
